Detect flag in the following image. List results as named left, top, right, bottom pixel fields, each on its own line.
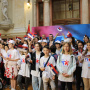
left=49, top=64, right=58, bottom=75
left=57, top=27, right=62, bottom=32
left=34, top=33, right=37, bottom=36
left=16, top=37, right=21, bottom=41
left=24, top=35, right=28, bottom=40
left=34, top=33, right=38, bottom=37
left=27, top=32, right=35, bottom=39
left=27, top=21, right=30, bottom=34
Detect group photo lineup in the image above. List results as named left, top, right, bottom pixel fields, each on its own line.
left=0, top=24, right=90, bottom=90
left=0, top=0, right=90, bottom=90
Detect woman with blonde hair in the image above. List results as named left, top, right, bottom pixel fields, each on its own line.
left=57, top=42, right=76, bottom=90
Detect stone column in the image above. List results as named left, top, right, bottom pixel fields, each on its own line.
left=34, top=0, right=37, bottom=27
left=43, top=0, right=50, bottom=26
left=81, top=0, right=89, bottom=24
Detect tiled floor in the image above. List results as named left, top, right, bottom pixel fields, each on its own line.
left=4, top=84, right=83, bottom=90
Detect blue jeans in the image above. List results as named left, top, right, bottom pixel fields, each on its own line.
left=32, top=76, right=43, bottom=90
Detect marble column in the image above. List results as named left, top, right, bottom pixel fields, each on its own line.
left=43, top=0, right=50, bottom=26
left=34, top=0, right=37, bottom=27
left=81, top=0, right=89, bottom=24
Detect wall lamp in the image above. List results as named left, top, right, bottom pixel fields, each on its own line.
left=27, top=0, right=31, bottom=9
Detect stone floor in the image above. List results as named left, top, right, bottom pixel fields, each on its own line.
left=4, top=84, right=83, bottom=90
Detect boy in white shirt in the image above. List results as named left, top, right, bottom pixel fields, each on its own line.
left=40, top=46, right=56, bottom=90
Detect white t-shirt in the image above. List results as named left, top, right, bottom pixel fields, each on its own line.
left=31, top=52, right=41, bottom=77
left=83, top=44, right=87, bottom=50
left=36, top=53, right=40, bottom=71
left=40, top=56, right=55, bottom=79
left=57, top=54, right=76, bottom=82
left=2, top=50, right=8, bottom=63
left=60, top=54, right=71, bottom=73
left=77, top=51, right=82, bottom=67
left=7, top=49, right=20, bottom=60
left=18, top=53, right=31, bottom=77
left=82, top=52, right=90, bottom=78
left=56, top=49, right=61, bottom=55
left=1, top=49, right=4, bottom=54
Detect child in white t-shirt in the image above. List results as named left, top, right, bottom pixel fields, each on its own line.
left=17, top=44, right=32, bottom=90
left=31, top=43, right=44, bottom=90
left=3, top=40, right=20, bottom=90
left=57, top=42, right=76, bottom=90
left=79, top=40, right=90, bottom=90
left=2, top=44, right=11, bottom=88
left=83, top=35, right=89, bottom=50
left=55, top=40, right=61, bottom=55
left=40, top=46, right=56, bottom=90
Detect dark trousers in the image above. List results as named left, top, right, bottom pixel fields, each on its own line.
left=61, top=81, right=72, bottom=90
left=17, top=75, right=30, bottom=90
left=76, top=67, right=84, bottom=90
left=55, top=75, right=58, bottom=90
left=5, top=77, right=10, bottom=85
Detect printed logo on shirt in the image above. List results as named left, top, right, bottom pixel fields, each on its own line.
left=47, top=62, right=50, bottom=66
left=62, top=59, right=69, bottom=66
left=36, top=59, right=39, bottom=63
left=8, top=54, right=12, bottom=58
left=84, top=58, right=90, bottom=62
left=43, top=62, right=50, bottom=67
left=21, top=58, right=25, bottom=63
left=43, top=62, right=46, bottom=67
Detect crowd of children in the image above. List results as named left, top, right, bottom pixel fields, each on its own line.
left=0, top=32, right=90, bottom=90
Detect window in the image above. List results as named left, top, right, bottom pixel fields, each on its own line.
left=39, top=2, right=43, bottom=26
left=52, top=0, right=80, bottom=25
